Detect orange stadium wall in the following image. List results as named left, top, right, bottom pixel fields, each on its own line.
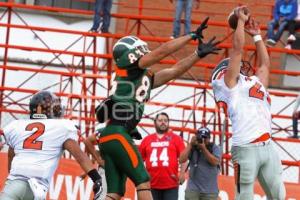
left=0, top=152, right=299, bottom=200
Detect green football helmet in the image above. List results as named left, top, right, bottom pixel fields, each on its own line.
left=113, top=36, right=150, bottom=68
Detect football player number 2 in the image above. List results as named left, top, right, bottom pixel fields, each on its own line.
left=23, top=122, right=45, bottom=150
left=150, top=148, right=169, bottom=167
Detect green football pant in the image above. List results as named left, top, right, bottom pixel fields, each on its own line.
left=99, top=125, right=150, bottom=195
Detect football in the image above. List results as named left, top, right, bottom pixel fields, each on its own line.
left=227, top=7, right=250, bottom=29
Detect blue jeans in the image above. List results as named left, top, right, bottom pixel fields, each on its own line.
left=292, top=111, right=300, bottom=137
left=172, top=0, right=193, bottom=38
left=267, top=19, right=289, bottom=42
left=91, top=0, right=113, bottom=32
left=151, top=187, right=178, bottom=200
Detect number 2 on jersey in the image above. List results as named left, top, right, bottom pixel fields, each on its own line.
left=150, top=147, right=169, bottom=167
left=23, top=122, right=45, bottom=150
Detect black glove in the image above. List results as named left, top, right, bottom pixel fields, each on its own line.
left=197, top=36, right=221, bottom=58
left=130, top=128, right=142, bottom=140
left=95, top=98, right=113, bottom=123
left=93, top=179, right=103, bottom=200
left=190, top=17, right=209, bottom=40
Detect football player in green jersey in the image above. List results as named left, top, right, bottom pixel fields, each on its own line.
left=97, top=17, right=221, bottom=200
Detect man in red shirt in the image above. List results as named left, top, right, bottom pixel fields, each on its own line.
left=139, top=112, right=186, bottom=200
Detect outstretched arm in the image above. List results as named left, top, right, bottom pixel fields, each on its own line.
left=153, top=52, right=199, bottom=88
left=153, top=37, right=220, bottom=88
left=64, top=139, right=103, bottom=199
left=224, top=6, right=250, bottom=88
left=83, top=134, right=105, bottom=167
left=139, top=17, right=209, bottom=69
left=246, top=18, right=270, bottom=88
left=139, top=35, right=192, bottom=69
left=64, top=139, right=96, bottom=172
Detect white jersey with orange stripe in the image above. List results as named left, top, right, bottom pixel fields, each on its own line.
left=3, top=119, right=78, bottom=189
left=212, top=73, right=272, bottom=146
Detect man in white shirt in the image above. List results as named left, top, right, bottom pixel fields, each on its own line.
left=0, top=90, right=102, bottom=200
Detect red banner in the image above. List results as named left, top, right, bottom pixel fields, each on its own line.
left=0, top=152, right=299, bottom=200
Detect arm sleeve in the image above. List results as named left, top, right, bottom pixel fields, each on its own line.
left=176, top=136, right=185, bottom=156
left=287, top=1, right=298, bottom=20
left=212, top=79, right=230, bottom=103
left=213, top=144, right=221, bottom=160
left=274, top=1, right=280, bottom=21
left=63, top=120, right=79, bottom=142
left=3, top=122, right=14, bottom=147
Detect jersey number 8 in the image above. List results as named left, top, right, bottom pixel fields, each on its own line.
left=135, top=75, right=151, bottom=102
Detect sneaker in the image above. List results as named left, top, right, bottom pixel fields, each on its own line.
left=266, top=39, right=276, bottom=47
left=285, top=44, right=292, bottom=49
left=287, top=34, right=296, bottom=43
left=170, top=36, right=175, bottom=40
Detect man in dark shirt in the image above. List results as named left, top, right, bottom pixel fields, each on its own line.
left=179, top=127, right=221, bottom=200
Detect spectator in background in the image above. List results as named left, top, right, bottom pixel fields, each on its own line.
left=139, top=112, right=186, bottom=200
left=179, top=127, right=221, bottom=200
left=169, top=0, right=200, bottom=39
left=0, top=133, right=4, bottom=151
left=90, top=0, right=113, bottom=33
left=285, top=0, right=300, bottom=49
left=292, top=93, right=300, bottom=138
left=266, top=0, right=298, bottom=47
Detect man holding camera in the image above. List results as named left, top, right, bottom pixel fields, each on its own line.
left=179, top=127, right=221, bottom=200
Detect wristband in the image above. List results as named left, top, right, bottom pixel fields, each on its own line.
left=87, top=169, right=101, bottom=183
left=189, top=32, right=197, bottom=40
left=253, top=35, right=262, bottom=43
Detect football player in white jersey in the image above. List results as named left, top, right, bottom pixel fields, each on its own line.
left=211, top=6, right=285, bottom=200
left=0, top=91, right=103, bottom=200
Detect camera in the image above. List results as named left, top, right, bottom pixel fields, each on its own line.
left=192, top=127, right=214, bottom=153
left=195, top=127, right=211, bottom=144
left=196, top=132, right=204, bottom=143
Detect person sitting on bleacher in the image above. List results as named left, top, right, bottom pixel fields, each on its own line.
left=285, top=0, right=300, bottom=49
left=266, top=0, right=298, bottom=47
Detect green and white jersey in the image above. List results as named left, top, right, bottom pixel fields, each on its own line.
left=109, top=65, right=154, bottom=129
left=110, top=35, right=154, bottom=130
